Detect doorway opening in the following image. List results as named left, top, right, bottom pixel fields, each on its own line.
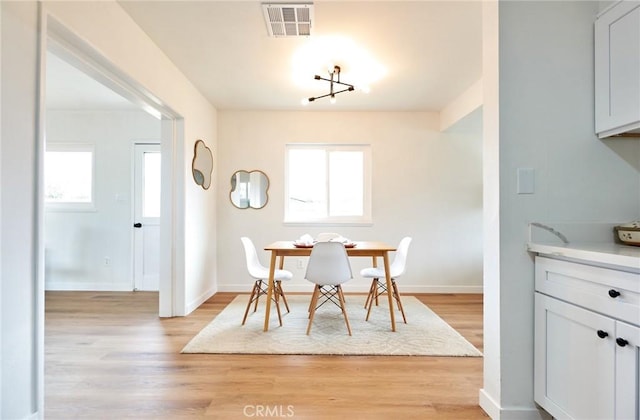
left=40, top=16, right=184, bottom=318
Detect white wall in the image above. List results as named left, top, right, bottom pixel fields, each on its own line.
left=480, top=2, right=501, bottom=417
left=0, top=1, right=218, bottom=416
left=43, top=1, right=219, bottom=314
left=45, top=110, right=160, bottom=291
left=481, top=1, right=640, bottom=417
left=0, top=2, right=3, bottom=414
left=217, top=111, right=483, bottom=293
left=0, top=2, right=40, bottom=418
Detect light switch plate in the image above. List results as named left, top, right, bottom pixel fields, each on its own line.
left=517, top=168, right=535, bottom=194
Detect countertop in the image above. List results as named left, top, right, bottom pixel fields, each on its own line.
left=527, top=241, right=640, bottom=272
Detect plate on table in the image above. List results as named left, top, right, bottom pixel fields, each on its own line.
left=293, top=241, right=356, bottom=248
left=293, top=241, right=315, bottom=248
left=328, top=238, right=356, bottom=248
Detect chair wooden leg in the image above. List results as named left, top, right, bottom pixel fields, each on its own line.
left=242, top=281, right=259, bottom=325
left=337, top=285, right=352, bottom=336
left=253, top=280, right=263, bottom=313
left=308, top=285, right=318, bottom=314
left=364, top=280, right=372, bottom=308
left=274, top=285, right=283, bottom=327
left=392, top=281, right=407, bottom=324
left=365, top=281, right=379, bottom=321
left=306, top=285, right=321, bottom=335
left=277, top=281, right=290, bottom=313
left=364, top=279, right=377, bottom=309
left=308, top=286, right=320, bottom=319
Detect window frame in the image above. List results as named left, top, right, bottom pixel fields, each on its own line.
left=44, top=143, right=96, bottom=212
left=284, top=143, right=372, bottom=225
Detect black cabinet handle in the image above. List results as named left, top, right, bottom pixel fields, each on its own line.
left=608, top=289, right=621, bottom=298
left=597, top=330, right=609, bottom=339
left=133, top=223, right=142, bottom=228
left=616, top=338, right=629, bottom=347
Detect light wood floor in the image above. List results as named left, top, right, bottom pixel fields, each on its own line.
left=45, top=291, right=486, bottom=419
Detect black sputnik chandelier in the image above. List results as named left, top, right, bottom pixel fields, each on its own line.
left=302, top=65, right=354, bottom=105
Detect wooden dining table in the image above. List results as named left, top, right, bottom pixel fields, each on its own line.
left=262, top=240, right=398, bottom=332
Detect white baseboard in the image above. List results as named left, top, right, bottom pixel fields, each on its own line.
left=217, top=283, right=483, bottom=294
left=185, top=286, right=217, bottom=315
left=479, top=389, right=549, bottom=420
left=479, top=389, right=501, bottom=419
left=45, top=282, right=132, bottom=291
left=399, top=285, right=483, bottom=294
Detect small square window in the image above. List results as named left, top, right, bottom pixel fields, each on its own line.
left=45, top=144, right=95, bottom=210
left=285, top=144, right=371, bottom=225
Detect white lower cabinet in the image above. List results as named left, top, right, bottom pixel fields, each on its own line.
left=534, top=256, right=640, bottom=420
left=615, top=321, right=640, bottom=420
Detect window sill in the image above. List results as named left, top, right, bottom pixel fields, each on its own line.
left=45, top=204, right=96, bottom=212
left=283, top=219, right=373, bottom=227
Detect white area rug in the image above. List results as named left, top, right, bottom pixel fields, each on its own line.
left=182, top=295, right=482, bottom=356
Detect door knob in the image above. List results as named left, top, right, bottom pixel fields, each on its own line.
left=608, top=289, right=621, bottom=298
left=597, top=330, right=609, bottom=339
left=133, top=223, right=142, bottom=228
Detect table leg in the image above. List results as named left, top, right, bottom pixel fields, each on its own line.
left=382, top=252, right=396, bottom=332
left=263, top=251, right=278, bottom=332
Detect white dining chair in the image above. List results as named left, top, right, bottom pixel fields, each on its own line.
left=240, top=237, right=293, bottom=326
left=305, top=242, right=354, bottom=335
left=361, top=237, right=412, bottom=323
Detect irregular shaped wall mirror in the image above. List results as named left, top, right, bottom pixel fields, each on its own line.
left=192, top=139, right=214, bottom=190
left=230, top=170, right=269, bottom=209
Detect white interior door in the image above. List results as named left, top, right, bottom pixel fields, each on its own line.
left=133, top=143, right=161, bottom=291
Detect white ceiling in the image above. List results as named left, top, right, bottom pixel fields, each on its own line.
left=46, top=51, right=138, bottom=111
left=47, top=1, right=483, bottom=113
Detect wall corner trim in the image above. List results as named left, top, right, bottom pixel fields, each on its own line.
left=440, top=78, right=483, bottom=132
left=479, top=389, right=549, bottom=420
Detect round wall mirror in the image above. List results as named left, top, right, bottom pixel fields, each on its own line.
left=229, top=170, right=269, bottom=209
left=192, top=139, right=214, bottom=190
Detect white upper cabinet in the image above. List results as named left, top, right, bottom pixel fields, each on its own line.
left=595, top=1, right=640, bottom=138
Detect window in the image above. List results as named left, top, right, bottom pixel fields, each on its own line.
left=44, top=144, right=95, bottom=210
left=142, top=151, right=161, bottom=218
left=285, top=144, right=371, bottom=224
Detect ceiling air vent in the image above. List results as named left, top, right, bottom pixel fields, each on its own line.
left=262, top=3, right=313, bottom=37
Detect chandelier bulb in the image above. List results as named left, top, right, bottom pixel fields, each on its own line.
left=330, top=95, right=336, bottom=104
